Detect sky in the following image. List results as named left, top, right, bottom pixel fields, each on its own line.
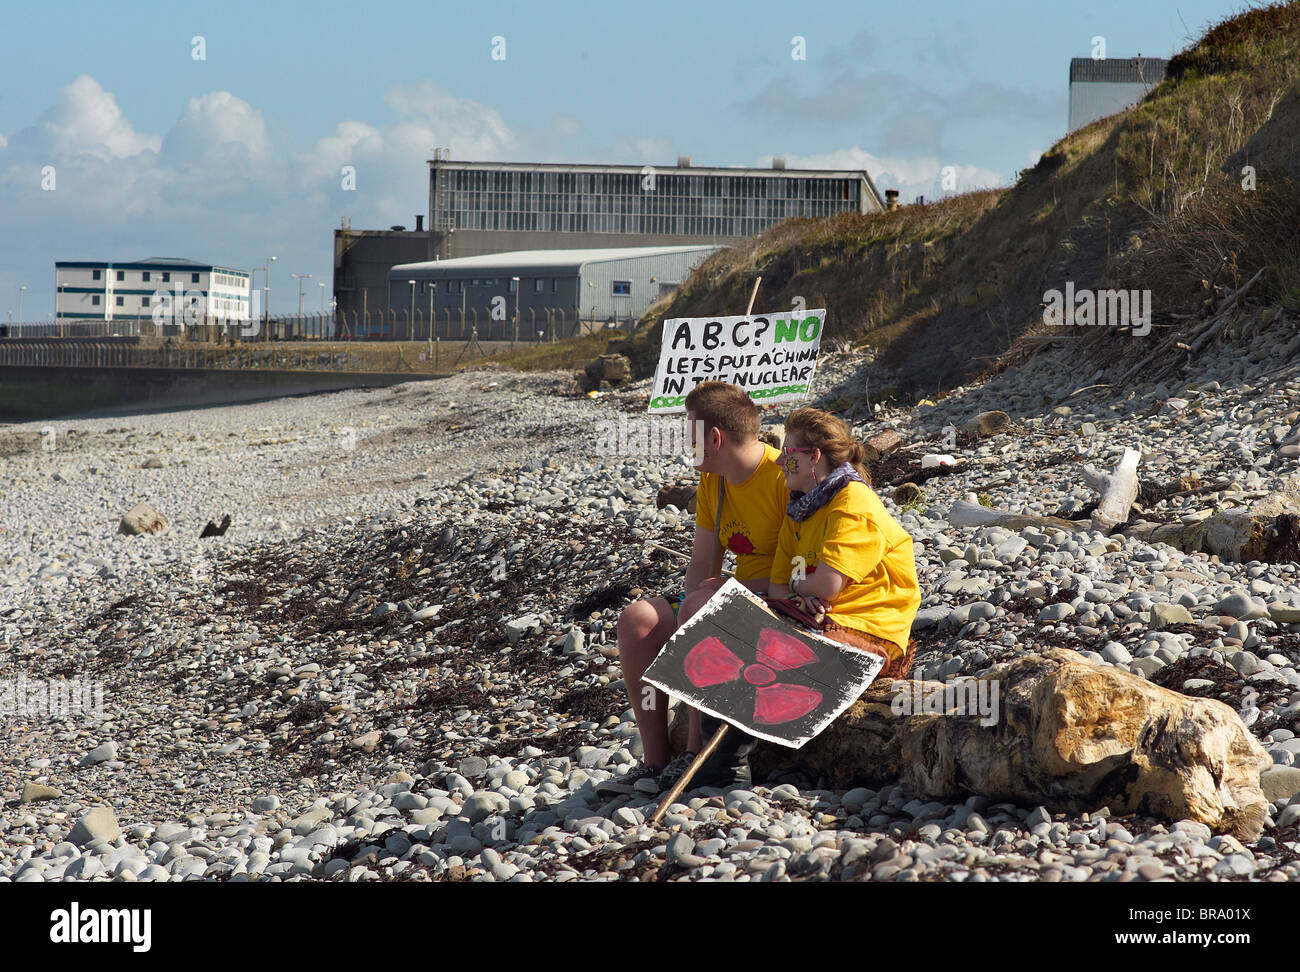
left=0, top=0, right=1253, bottom=319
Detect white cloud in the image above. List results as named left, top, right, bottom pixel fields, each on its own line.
left=162, top=91, right=271, bottom=168
left=29, top=74, right=160, bottom=160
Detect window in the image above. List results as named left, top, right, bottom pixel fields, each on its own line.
left=92, top=295, right=100, bottom=305
left=116, top=271, right=125, bottom=281
left=534, top=278, right=545, bottom=293
left=162, top=272, right=170, bottom=282
left=612, top=280, right=631, bottom=296
left=92, top=269, right=101, bottom=281
left=142, top=296, right=150, bottom=306
left=115, top=296, right=124, bottom=306
left=191, top=273, right=200, bottom=283
left=508, top=278, right=517, bottom=293
left=142, top=271, right=150, bottom=282
left=551, top=278, right=558, bottom=293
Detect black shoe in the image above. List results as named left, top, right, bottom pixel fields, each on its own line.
left=654, top=750, right=699, bottom=791
left=683, top=714, right=754, bottom=790
left=594, top=761, right=662, bottom=796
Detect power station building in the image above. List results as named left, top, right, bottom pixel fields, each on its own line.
left=334, top=154, right=886, bottom=332
left=427, top=152, right=886, bottom=259
left=1067, top=57, right=1168, bottom=132
left=383, top=245, right=718, bottom=341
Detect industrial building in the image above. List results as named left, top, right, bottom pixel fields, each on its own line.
left=53, top=257, right=250, bottom=327
left=332, top=216, right=439, bottom=329
left=383, top=245, right=718, bottom=341
left=425, top=152, right=886, bottom=259
left=1067, top=57, right=1168, bottom=132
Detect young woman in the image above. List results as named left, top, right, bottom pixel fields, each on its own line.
left=767, top=407, right=921, bottom=677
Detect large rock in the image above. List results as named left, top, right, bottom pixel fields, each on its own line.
left=22, top=782, right=62, bottom=803
left=68, top=807, right=122, bottom=847
left=585, top=353, right=631, bottom=385
left=862, top=430, right=904, bottom=462
left=962, top=410, right=1011, bottom=439
left=656, top=484, right=698, bottom=514
left=118, top=502, right=167, bottom=536
left=749, top=647, right=1270, bottom=840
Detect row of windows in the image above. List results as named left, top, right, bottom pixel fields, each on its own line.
left=87, top=269, right=203, bottom=284
left=413, top=279, right=632, bottom=298
left=446, top=169, right=859, bottom=201
left=439, top=192, right=821, bottom=218
left=442, top=210, right=844, bottom=235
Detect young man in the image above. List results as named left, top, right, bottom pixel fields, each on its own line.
left=600, top=381, right=788, bottom=795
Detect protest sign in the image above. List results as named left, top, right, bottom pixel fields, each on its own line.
left=648, top=309, right=826, bottom=414
left=642, top=578, right=883, bottom=748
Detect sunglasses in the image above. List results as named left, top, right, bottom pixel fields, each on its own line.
left=780, top=445, right=815, bottom=457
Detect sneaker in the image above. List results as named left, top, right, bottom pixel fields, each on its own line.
left=594, top=761, right=662, bottom=796
left=655, top=751, right=699, bottom=791
left=687, top=751, right=752, bottom=791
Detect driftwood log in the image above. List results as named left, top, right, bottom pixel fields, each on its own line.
left=739, top=648, right=1269, bottom=840
left=946, top=448, right=1300, bottom=562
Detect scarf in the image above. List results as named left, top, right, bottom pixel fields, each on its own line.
left=786, top=461, right=869, bottom=522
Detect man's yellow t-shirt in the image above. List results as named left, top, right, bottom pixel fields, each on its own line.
left=771, top=480, right=921, bottom=653
left=694, top=443, right=788, bottom=583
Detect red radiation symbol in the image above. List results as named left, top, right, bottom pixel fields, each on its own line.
left=683, top=628, right=824, bottom=725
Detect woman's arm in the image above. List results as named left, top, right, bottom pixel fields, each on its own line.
left=790, top=564, right=847, bottom=616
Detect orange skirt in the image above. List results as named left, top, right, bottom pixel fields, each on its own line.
left=820, top=622, right=916, bottom=680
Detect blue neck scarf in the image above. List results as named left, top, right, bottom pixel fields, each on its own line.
left=787, top=461, right=868, bottom=522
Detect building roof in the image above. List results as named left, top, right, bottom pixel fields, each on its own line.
left=1069, top=57, right=1168, bottom=84
left=391, top=245, right=719, bottom=276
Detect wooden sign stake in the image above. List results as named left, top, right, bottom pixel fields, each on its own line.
left=650, top=722, right=730, bottom=825
left=744, top=276, right=762, bottom=316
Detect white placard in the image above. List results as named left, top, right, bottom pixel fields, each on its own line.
left=648, top=310, right=826, bottom=414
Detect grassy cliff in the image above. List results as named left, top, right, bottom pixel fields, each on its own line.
left=614, top=1, right=1300, bottom=397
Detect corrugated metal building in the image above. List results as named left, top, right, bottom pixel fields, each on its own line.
left=1068, top=57, right=1168, bottom=132
left=385, top=245, right=718, bottom=341
left=427, top=152, right=885, bottom=259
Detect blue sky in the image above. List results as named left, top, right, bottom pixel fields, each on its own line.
left=0, top=0, right=1249, bottom=318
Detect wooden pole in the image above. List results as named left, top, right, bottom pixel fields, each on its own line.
left=744, top=276, right=762, bottom=317
left=650, top=722, right=729, bottom=825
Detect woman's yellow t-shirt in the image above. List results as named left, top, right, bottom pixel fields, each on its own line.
left=771, top=480, right=921, bottom=652
left=695, top=444, right=788, bottom=583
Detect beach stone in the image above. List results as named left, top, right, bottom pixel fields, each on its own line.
left=457, top=756, right=489, bottom=779
left=22, top=782, right=62, bottom=803
left=1259, top=767, right=1300, bottom=803
left=78, top=741, right=118, bottom=766
left=118, top=502, right=167, bottom=536
left=68, top=808, right=121, bottom=847
left=461, top=791, right=509, bottom=824
left=1150, top=603, right=1194, bottom=627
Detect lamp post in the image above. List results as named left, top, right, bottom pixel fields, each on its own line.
left=587, top=281, right=595, bottom=335
left=511, top=276, right=519, bottom=348
left=264, top=256, right=276, bottom=340
left=408, top=279, right=416, bottom=343
left=293, top=271, right=310, bottom=340
left=428, top=282, right=435, bottom=349
left=18, top=285, right=26, bottom=326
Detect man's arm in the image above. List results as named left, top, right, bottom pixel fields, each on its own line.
left=683, top=526, right=718, bottom=596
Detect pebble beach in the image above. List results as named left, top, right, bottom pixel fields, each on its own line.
left=4, top=330, right=1300, bottom=884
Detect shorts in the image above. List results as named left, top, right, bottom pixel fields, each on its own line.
left=664, top=591, right=685, bottom=618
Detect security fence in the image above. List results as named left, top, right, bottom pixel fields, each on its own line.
left=0, top=307, right=617, bottom=343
